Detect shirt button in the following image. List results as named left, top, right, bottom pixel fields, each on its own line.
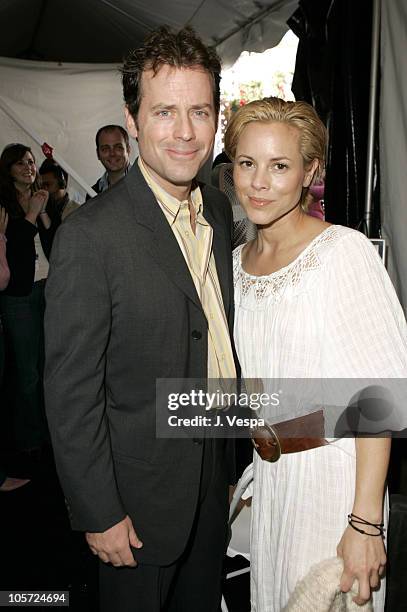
left=191, top=330, right=202, bottom=340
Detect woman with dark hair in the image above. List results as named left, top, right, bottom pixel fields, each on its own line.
left=0, top=205, right=30, bottom=491
left=0, top=143, right=52, bottom=455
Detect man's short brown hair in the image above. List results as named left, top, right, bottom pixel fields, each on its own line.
left=121, top=25, right=221, bottom=121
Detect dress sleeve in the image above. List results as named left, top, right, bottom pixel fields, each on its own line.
left=322, top=231, right=407, bottom=378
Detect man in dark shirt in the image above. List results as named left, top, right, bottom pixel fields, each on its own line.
left=90, top=125, right=131, bottom=196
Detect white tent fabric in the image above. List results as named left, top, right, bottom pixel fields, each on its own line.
left=0, top=0, right=299, bottom=201
left=380, top=0, right=407, bottom=312
left=0, top=57, right=138, bottom=202
left=0, top=0, right=298, bottom=66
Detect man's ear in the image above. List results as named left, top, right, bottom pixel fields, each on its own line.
left=125, top=107, right=138, bottom=139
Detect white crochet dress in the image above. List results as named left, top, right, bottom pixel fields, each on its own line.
left=233, top=225, right=407, bottom=611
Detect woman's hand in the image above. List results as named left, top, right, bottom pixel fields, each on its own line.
left=25, top=190, right=49, bottom=225
left=28, top=190, right=49, bottom=217
left=337, top=524, right=386, bottom=605
left=0, top=206, right=8, bottom=235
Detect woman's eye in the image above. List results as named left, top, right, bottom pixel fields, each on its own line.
left=239, top=160, right=253, bottom=168
left=274, top=163, right=287, bottom=171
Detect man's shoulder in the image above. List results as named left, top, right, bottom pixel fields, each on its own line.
left=63, top=180, right=128, bottom=230
left=201, top=182, right=231, bottom=210
left=62, top=166, right=149, bottom=233
left=91, top=178, right=102, bottom=193
left=200, top=182, right=232, bottom=225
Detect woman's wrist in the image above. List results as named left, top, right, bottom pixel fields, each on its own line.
left=25, top=211, right=39, bottom=225
left=351, top=502, right=383, bottom=524
left=348, top=513, right=384, bottom=537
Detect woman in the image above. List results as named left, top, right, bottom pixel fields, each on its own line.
left=0, top=205, right=30, bottom=491
left=0, top=143, right=52, bottom=455
left=224, top=98, right=407, bottom=610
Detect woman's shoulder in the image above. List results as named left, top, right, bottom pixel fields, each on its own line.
left=313, top=224, right=378, bottom=263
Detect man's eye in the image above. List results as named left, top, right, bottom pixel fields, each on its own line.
left=157, top=110, right=171, bottom=117
left=194, top=110, right=208, bottom=117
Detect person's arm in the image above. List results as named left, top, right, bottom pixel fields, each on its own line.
left=324, top=230, right=407, bottom=604
left=0, top=207, right=10, bottom=291
left=44, top=218, right=142, bottom=565
left=337, top=437, right=389, bottom=604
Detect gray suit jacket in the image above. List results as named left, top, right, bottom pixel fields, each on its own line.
left=44, top=164, right=236, bottom=566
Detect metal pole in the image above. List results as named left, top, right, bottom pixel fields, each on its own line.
left=364, top=0, right=381, bottom=237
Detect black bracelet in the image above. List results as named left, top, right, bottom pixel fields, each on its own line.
left=347, top=513, right=384, bottom=537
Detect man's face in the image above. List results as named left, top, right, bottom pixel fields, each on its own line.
left=40, top=171, right=63, bottom=196
left=97, top=128, right=130, bottom=173
left=126, top=65, right=217, bottom=199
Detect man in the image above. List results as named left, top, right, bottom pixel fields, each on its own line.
left=39, top=159, right=80, bottom=224
left=90, top=124, right=131, bottom=196
left=45, top=25, right=236, bottom=612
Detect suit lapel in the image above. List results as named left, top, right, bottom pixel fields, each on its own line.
left=124, top=165, right=231, bottom=315
left=124, top=165, right=202, bottom=310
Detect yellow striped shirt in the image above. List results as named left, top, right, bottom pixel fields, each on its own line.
left=138, top=157, right=236, bottom=379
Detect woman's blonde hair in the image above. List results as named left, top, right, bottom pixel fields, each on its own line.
left=224, top=97, right=327, bottom=202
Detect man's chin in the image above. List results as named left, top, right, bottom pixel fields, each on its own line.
left=105, top=164, right=126, bottom=173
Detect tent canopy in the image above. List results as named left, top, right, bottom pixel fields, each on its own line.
left=0, top=0, right=298, bottom=67
left=0, top=0, right=299, bottom=196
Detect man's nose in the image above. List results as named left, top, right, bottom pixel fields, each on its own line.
left=173, top=113, right=195, bottom=140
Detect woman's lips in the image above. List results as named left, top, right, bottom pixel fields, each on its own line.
left=248, top=196, right=273, bottom=207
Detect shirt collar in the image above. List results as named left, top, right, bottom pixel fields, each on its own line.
left=99, top=163, right=131, bottom=192
left=137, top=156, right=203, bottom=224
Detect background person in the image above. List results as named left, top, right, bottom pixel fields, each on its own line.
left=0, top=144, right=51, bottom=458
left=39, top=159, right=80, bottom=226
left=87, top=125, right=131, bottom=199
left=225, top=97, right=407, bottom=610
left=0, top=206, right=30, bottom=492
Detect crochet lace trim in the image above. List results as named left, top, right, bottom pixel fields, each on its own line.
left=233, top=225, right=343, bottom=302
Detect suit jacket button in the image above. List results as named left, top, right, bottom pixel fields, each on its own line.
left=191, top=330, right=202, bottom=340
left=192, top=437, right=203, bottom=445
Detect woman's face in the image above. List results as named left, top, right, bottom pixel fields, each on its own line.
left=10, top=151, right=36, bottom=187
left=233, top=121, right=316, bottom=226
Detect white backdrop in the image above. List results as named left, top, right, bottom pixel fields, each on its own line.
left=380, top=0, right=407, bottom=311
left=0, top=57, right=138, bottom=202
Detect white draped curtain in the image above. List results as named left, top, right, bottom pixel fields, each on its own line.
left=0, top=58, right=138, bottom=202
left=380, top=0, right=407, bottom=313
